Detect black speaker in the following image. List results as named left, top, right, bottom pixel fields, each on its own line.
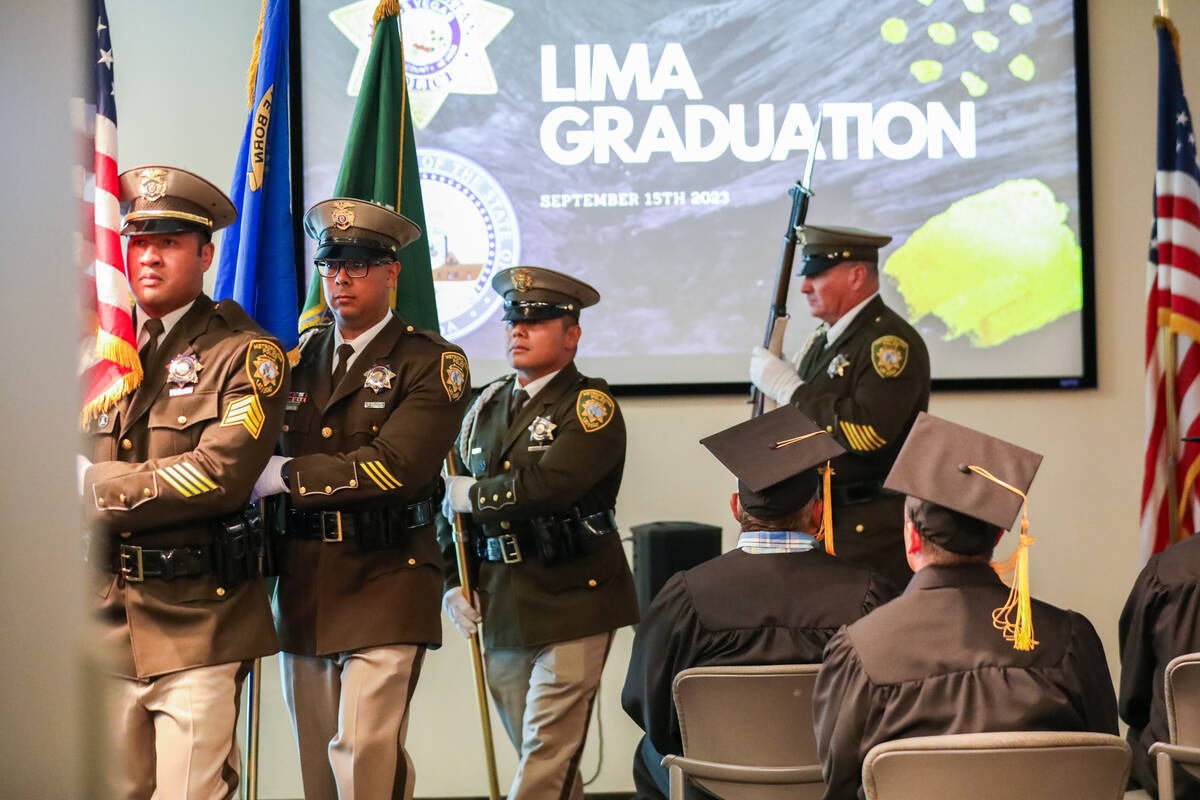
left=631, top=521, right=723, bottom=613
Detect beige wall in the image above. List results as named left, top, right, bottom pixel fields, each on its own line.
left=88, top=1, right=1200, bottom=797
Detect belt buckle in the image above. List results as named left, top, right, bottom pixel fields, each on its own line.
left=320, top=511, right=343, bottom=543
left=119, top=544, right=144, bottom=582
left=498, top=533, right=522, bottom=564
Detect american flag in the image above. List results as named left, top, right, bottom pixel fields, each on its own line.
left=1142, top=16, right=1200, bottom=561
left=79, top=0, right=139, bottom=427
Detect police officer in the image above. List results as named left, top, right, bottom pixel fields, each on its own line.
left=749, top=225, right=930, bottom=588
left=252, top=198, right=470, bottom=800
left=81, top=165, right=287, bottom=800
left=812, top=413, right=1117, bottom=800
left=438, top=267, right=639, bottom=800
left=622, top=407, right=898, bottom=800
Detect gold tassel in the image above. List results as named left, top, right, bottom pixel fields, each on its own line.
left=990, top=507, right=1037, bottom=651
left=821, top=460, right=835, bottom=555
left=245, top=0, right=269, bottom=111
left=373, top=0, right=401, bottom=25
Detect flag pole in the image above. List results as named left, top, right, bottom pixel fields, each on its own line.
left=1159, top=0, right=1169, bottom=18
left=444, top=453, right=502, bottom=800
left=1165, top=331, right=1182, bottom=545
left=244, top=658, right=263, bottom=800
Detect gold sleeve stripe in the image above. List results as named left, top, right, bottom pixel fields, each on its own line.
left=156, top=467, right=194, bottom=496
left=178, top=462, right=218, bottom=491
left=164, top=464, right=205, bottom=495
left=361, top=461, right=398, bottom=491
left=861, top=425, right=887, bottom=449
left=839, top=421, right=868, bottom=451
left=374, top=462, right=403, bottom=487
left=221, top=395, right=265, bottom=439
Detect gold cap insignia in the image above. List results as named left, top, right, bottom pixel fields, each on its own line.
left=440, top=352, right=469, bottom=402
left=331, top=201, right=356, bottom=231
left=139, top=168, right=169, bottom=202
left=512, top=268, right=535, bottom=292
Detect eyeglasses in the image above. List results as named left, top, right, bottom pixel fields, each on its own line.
left=314, top=259, right=389, bottom=278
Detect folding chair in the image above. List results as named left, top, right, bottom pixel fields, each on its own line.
left=1150, top=651, right=1200, bottom=798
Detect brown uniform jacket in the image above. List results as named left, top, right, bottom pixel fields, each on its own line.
left=622, top=548, right=898, bottom=800
left=273, top=316, right=469, bottom=656
left=789, top=295, right=930, bottom=587
left=84, top=295, right=288, bottom=679
left=813, top=564, right=1118, bottom=800
left=438, top=364, right=639, bottom=649
left=1119, top=534, right=1200, bottom=799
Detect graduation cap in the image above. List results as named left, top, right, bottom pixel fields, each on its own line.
left=700, top=405, right=845, bottom=551
left=884, top=412, right=1044, bottom=650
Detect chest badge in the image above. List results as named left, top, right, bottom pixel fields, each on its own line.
left=827, top=353, right=851, bottom=378
left=167, top=353, right=203, bottom=388
left=363, top=364, right=396, bottom=394
left=529, top=416, right=557, bottom=444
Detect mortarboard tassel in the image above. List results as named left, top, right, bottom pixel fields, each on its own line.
left=820, top=460, right=835, bottom=555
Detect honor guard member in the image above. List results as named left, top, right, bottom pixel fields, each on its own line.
left=749, top=225, right=930, bottom=589
left=622, top=407, right=899, bottom=800
left=80, top=166, right=288, bottom=800
left=812, top=414, right=1117, bottom=800
left=251, top=198, right=470, bottom=800
left=438, top=267, right=639, bottom=800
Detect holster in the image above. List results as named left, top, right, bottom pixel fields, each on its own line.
left=211, top=505, right=264, bottom=586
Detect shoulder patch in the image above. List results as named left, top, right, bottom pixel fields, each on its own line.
left=441, top=352, right=469, bottom=402
left=576, top=389, right=615, bottom=433
left=870, top=335, right=909, bottom=379
left=246, top=339, right=285, bottom=396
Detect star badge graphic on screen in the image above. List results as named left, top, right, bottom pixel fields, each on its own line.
left=329, top=0, right=512, bottom=129
left=420, top=147, right=520, bottom=340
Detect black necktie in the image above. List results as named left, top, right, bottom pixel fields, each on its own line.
left=331, top=343, right=355, bottom=388
left=139, top=317, right=164, bottom=371
left=509, top=387, right=527, bottom=421
left=798, top=327, right=829, bottom=381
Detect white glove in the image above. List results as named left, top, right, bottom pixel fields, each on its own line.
left=443, top=587, right=482, bottom=638
left=77, top=455, right=91, bottom=495
left=443, top=475, right=476, bottom=516
left=252, top=455, right=291, bottom=501
left=750, top=346, right=804, bottom=405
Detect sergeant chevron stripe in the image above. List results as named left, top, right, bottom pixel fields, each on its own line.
left=156, top=462, right=218, bottom=497
left=360, top=460, right=403, bottom=490
left=220, top=395, right=265, bottom=438
left=839, top=420, right=887, bottom=451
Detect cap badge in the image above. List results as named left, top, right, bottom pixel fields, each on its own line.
left=331, top=201, right=356, bottom=231
left=166, top=353, right=203, bottom=388
left=512, top=268, right=535, bottom=292
left=364, top=364, right=397, bottom=394
left=827, top=353, right=851, bottom=378
left=529, top=416, right=557, bottom=443
left=139, top=168, right=169, bottom=202
left=870, top=335, right=909, bottom=378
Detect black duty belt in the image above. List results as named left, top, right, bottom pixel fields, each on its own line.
left=289, top=495, right=439, bottom=542
left=479, top=509, right=617, bottom=564
left=829, top=480, right=889, bottom=506
left=111, top=543, right=213, bottom=582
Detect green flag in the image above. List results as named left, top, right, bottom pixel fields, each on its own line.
left=299, top=0, right=437, bottom=333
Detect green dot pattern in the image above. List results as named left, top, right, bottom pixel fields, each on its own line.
left=963, top=0, right=986, bottom=12
left=972, top=30, right=999, bottom=52
left=1009, top=53, right=1035, bottom=80
left=1009, top=3, right=1032, bottom=24
left=960, top=71, right=989, bottom=96
left=928, top=22, right=957, bottom=45
left=881, top=17, right=909, bottom=44
left=911, top=59, right=945, bottom=83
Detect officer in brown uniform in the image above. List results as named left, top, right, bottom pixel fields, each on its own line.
left=811, top=414, right=1117, bottom=800
left=749, top=225, right=930, bottom=589
left=81, top=166, right=287, bottom=800
left=438, top=267, right=639, bottom=800
left=251, top=198, right=470, bottom=800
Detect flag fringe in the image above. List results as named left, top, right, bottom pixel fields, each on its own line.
left=79, top=334, right=142, bottom=429
left=246, top=0, right=269, bottom=110
left=373, top=0, right=401, bottom=25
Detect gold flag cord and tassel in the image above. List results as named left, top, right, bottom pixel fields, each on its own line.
left=963, top=464, right=1037, bottom=651
left=772, top=431, right=836, bottom=555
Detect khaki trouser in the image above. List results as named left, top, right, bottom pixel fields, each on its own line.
left=280, top=644, right=425, bottom=800
left=485, top=632, right=613, bottom=800
left=107, top=660, right=247, bottom=800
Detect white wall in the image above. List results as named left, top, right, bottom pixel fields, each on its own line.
left=99, top=1, right=1200, bottom=797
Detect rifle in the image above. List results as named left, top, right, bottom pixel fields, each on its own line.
left=751, top=107, right=824, bottom=417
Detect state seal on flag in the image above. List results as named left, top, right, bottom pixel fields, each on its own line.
left=420, top=147, right=520, bottom=341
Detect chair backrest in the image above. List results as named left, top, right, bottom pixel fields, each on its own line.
left=1165, top=652, right=1200, bottom=780
left=673, top=664, right=823, bottom=800
left=861, top=731, right=1130, bottom=800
